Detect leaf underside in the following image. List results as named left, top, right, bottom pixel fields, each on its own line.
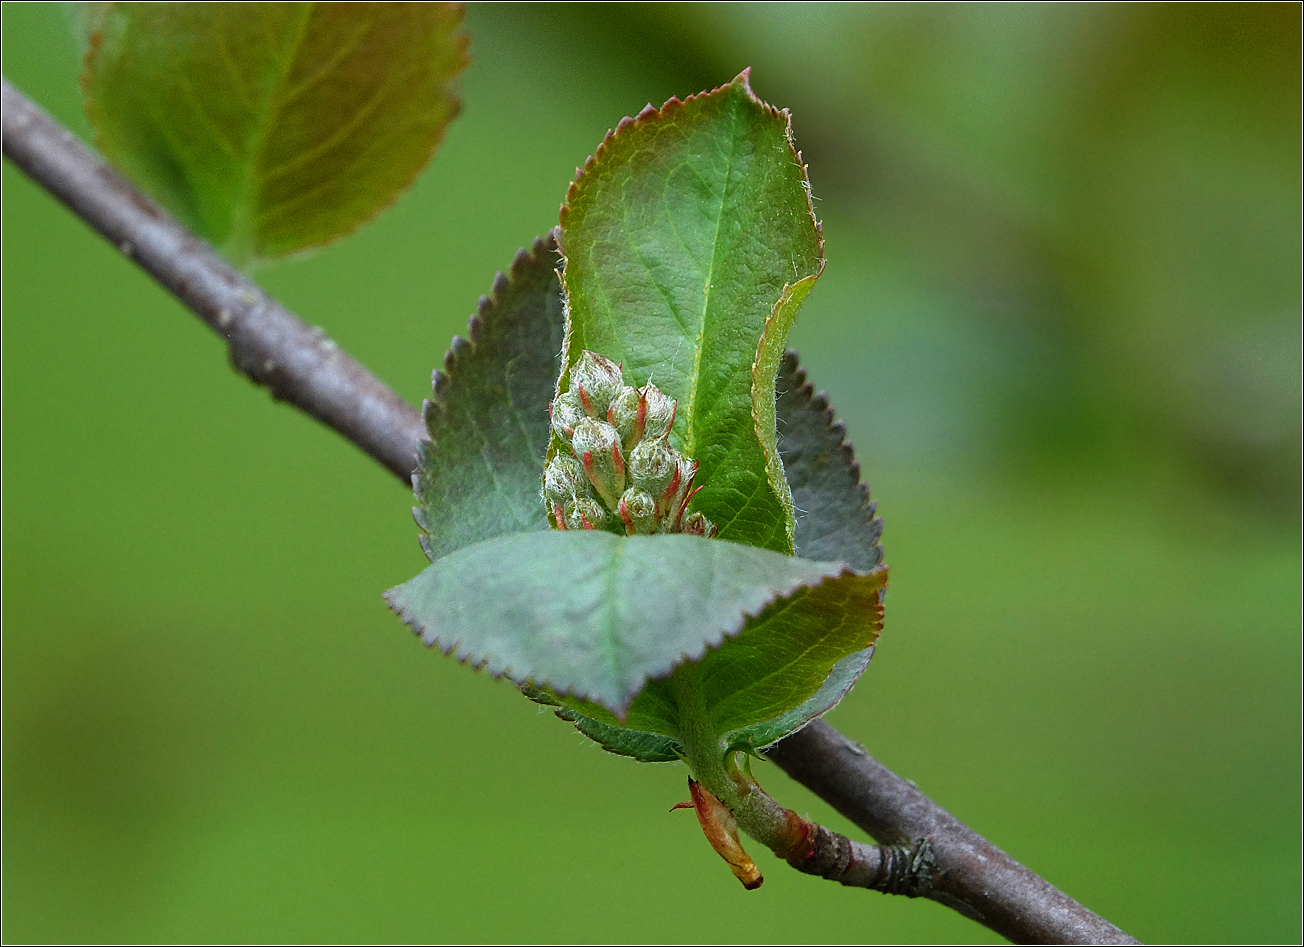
left=558, top=71, right=824, bottom=555
left=82, top=2, right=467, bottom=263
left=386, top=530, right=875, bottom=716
left=414, top=232, right=565, bottom=563
left=776, top=351, right=884, bottom=574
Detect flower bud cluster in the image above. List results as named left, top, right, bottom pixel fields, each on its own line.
left=544, top=350, right=717, bottom=538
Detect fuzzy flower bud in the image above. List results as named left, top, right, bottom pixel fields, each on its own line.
left=564, top=496, right=607, bottom=531
left=550, top=390, right=586, bottom=445
left=571, top=418, right=626, bottom=508
left=628, top=437, right=678, bottom=499
left=607, top=386, right=646, bottom=451
left=543, top=454, right=589, bottom=506
left=618, top=487, right=658, bottom=535
left=543, top=351, right=716, bottom=541
left=641, top=382, right=676, bottom=441
left=570, top=351, right=624, bottom=419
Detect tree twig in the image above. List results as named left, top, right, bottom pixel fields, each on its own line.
left=2, top=77, right=1140, bottom=946
left=1, top=77, right=425, bottom=486
left=767, top=721, right=1139, bottom=944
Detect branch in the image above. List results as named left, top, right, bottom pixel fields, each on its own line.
left=1, top=77, right=425, bottom=487
left=767, top=721, right=1138, bottom=943
left=2, top=78, right=1139, bottom=946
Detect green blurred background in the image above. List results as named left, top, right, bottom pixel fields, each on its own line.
left=3, top=3, right=1300, bottom=942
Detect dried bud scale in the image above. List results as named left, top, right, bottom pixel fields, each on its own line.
left=681, top=511, right=718, bottom=538
left=545, top=350, right=717, bottom=539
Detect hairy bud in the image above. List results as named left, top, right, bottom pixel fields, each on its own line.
left=628, top=437, right=678, bottom=498
left=571, top=418, right=626, bottom=508
left=641, top=382, right=676, bottom=441
left=543, top=350, right=715, bottom=541
left=543, top=454, right=589, bottom=506
left=571, top=351, right=624, bottom=419
left=607, top=386, right=647, bottom=451
left=550, top=390, right=586, bottom=444
left=564, top=496, right=607, bottom=531
left=618, top=487, right=658, bottom=535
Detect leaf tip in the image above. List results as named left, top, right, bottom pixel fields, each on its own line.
left=731, top=66, right=755, bottom=97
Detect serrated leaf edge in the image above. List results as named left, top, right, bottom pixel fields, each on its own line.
left=777, top=349, right=885, bottom=576
left=553, top=69, right=825, bottom=394
left=383, top=533, right=865, bottom=718
left=412, top=230, right=561, bottom=559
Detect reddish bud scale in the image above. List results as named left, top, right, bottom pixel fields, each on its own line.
left=608, top=387, right=648, bottom=450
left=577, top=382, right=596, bottom=417
left=665, top=459, right=699, bottom=531
left=632, top=395, right=648, bottom=444
left=610, top=441, right=626, bottom=481
left=687, top=779, right=763, bottom=890
left=676, top=484, right=703, bottom=532
left=618, top=495, right=637, bottom=535
left=655, top=463, right=684, bottom=521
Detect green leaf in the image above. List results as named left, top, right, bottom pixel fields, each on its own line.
left=555, top=562, right=884, bottom=736
left=413, top=233, right=565, bottom=563
left=528, top=635, right=876, bottom=761
left=523, top=685, right=680, bottom=763
left=558, top=70, right=823, bottom=555
left=385, top=530, right=877, bottom=718
left=725, top=646, right=874, bottom=751
left=82, top=2, right=467, bottom=264
left=693, top=570, right=884, bottom=734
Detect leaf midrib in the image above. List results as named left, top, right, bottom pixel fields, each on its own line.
left=684, top=100, right=742, bottom=460
left=227, top=2, right=315, bottom=257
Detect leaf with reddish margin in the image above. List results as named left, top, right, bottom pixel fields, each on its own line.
left=82, top=3, right=467, bottom=264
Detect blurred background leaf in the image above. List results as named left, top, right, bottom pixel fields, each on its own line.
left=2, top=3, right=1299, bottom=943
left=80, top=2, right=467, bottom=265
